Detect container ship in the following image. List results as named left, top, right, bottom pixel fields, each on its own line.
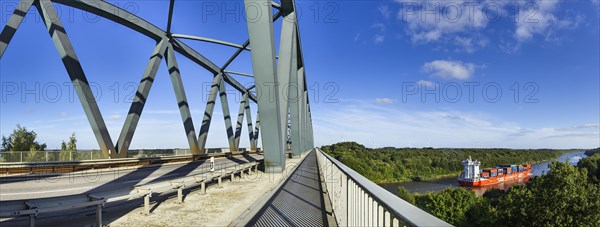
left=457, top=157, right=531, bottom=187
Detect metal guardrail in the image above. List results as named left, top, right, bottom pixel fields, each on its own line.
left=0, top=148, right=258, bottom=163
left=316, top=148, right=451, bottom=227
left=0, top=151, right=259, bottom=175
left=0, top=161, right=261, bottom=227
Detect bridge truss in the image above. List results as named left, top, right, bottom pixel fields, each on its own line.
left=0, top=0, right=313, bottom=172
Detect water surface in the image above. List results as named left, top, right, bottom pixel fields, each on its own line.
left=379, top=151, right=586, bottom=196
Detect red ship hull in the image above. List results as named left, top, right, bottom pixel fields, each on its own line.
left=458, top=168, right=531, bottom=187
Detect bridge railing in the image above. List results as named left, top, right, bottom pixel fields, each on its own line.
left=316, top=148, right=451, bottom=227
left=0, top=148, right=258, bottom=163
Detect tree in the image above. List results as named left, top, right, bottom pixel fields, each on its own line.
left=396, top=186, right=415, bottom=204
left=415, top=188, right=482, bottom=226
left=1, top=125, right=47, bottom=162
left=494, top=162, right=600, bottom=226
left=578, top=153, right=600, bottom=183
left=1, top=124, right=46, bottom=151
left=60, top=133, right=77, bottom=161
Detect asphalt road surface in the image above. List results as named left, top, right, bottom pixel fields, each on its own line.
left=0, top=154, right=263, bottom=201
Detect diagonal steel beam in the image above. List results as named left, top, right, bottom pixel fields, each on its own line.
left=115, top=39, right=168, bottom=158
left=172, top=34, right=250, bottom=51
left=166, top=0, right=175, bottom=35
left=219, top=79, right=235, bottom=151
left=164, top=45, right=200, bottom=154
left=233, top=93, right=248, bottom=149
left=36, top=0, right=117, bottom=158
left=52, top=0, right=259, bottom=102
left=0, top=0, right=35, bottom=58
left=198, top=73, right=224, bottom=153
left=244, top=95, right=255, bottom=151
left=253, top=110, right=260, bottom=150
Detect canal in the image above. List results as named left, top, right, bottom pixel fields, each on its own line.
left=379, top=151, right=587, bottom=196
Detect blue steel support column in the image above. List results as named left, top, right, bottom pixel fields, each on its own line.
left=243, top=0, right=285, bottom=172
left=164, top=45, right=200, bottom=154
left=0, top=0, right=34, bottom=58
left=36, top=0, right=117, bottom=158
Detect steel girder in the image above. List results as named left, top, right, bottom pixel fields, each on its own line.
left=1, top=0, right=313, bottom=165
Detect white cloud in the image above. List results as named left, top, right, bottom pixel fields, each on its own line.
left=312, top=100, right=600, bottom=149
left=374, top=34, right=385, bottom=44
left=375, top=98, right=395, bottom=104
left=371, top=23, right=386, bottom=33
left=109, top=114, right=121, bottom=121
left=378, top=4, right=391, bottom=19
left=454, top=36, right=488, bottom=53
left=392, top=0, right=581, bottom=52
left=555, top=124, right=600, bottom=131
left=416, top=80, right=435, bottom=87
left=395, top=0, right=489, bottom=43
left=422, top=60, right=477, bottom=80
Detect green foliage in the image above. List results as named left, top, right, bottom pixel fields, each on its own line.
left=578, top=153, right=600, bottom=183
left=1, top=124, right=46, bottom=152
left=59, top=133, right=77, bottom=161
left=1, top=125, right=47, bottom=162
left=414, top=188, right=482, bottom=226
left=321, top=142, right=563, bottom=183
left=396, top=186, right=415, bottom=204
left=413, top=160, right=600, bottom=226
left=584, top=147, right=599, bottom=157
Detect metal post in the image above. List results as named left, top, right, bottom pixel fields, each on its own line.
left=218, top=176, right=222, bottom=187
left=144, top=194, right=151, bottom=215
left=96, top=204, right=103, bottom=227
left=29, top=214, right=34, bottom=227
left=200, top=181, right=206, bottom=194
left=177, top=187, right=183, bottom=203
left=20, top=152, right=23, bottom=162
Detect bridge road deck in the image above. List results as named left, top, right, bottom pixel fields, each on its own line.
left=248, top=151, right=330, bottom=226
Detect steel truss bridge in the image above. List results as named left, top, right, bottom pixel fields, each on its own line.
left=0, top=0, right=450, bottom=226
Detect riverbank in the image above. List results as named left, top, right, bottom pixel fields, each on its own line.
left=322, top=142, right=567, bottom=185
left=380, top=151, right=587, bottom=195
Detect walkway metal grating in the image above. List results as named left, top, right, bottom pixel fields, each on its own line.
left=249, top=151, right=329, bottom=227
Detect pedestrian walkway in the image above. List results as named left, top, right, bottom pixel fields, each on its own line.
left=248, top=151, right=329, bottom=227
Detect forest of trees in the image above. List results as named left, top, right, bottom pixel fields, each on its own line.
left=398, top=151, right=600, bottom=226
left=321, top=142, right=564, bottom=183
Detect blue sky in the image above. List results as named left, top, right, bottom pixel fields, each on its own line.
left=1, top=0, right=599, bottom=150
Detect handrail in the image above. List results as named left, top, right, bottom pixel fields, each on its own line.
left=316, top=148, right=451, bottom=227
